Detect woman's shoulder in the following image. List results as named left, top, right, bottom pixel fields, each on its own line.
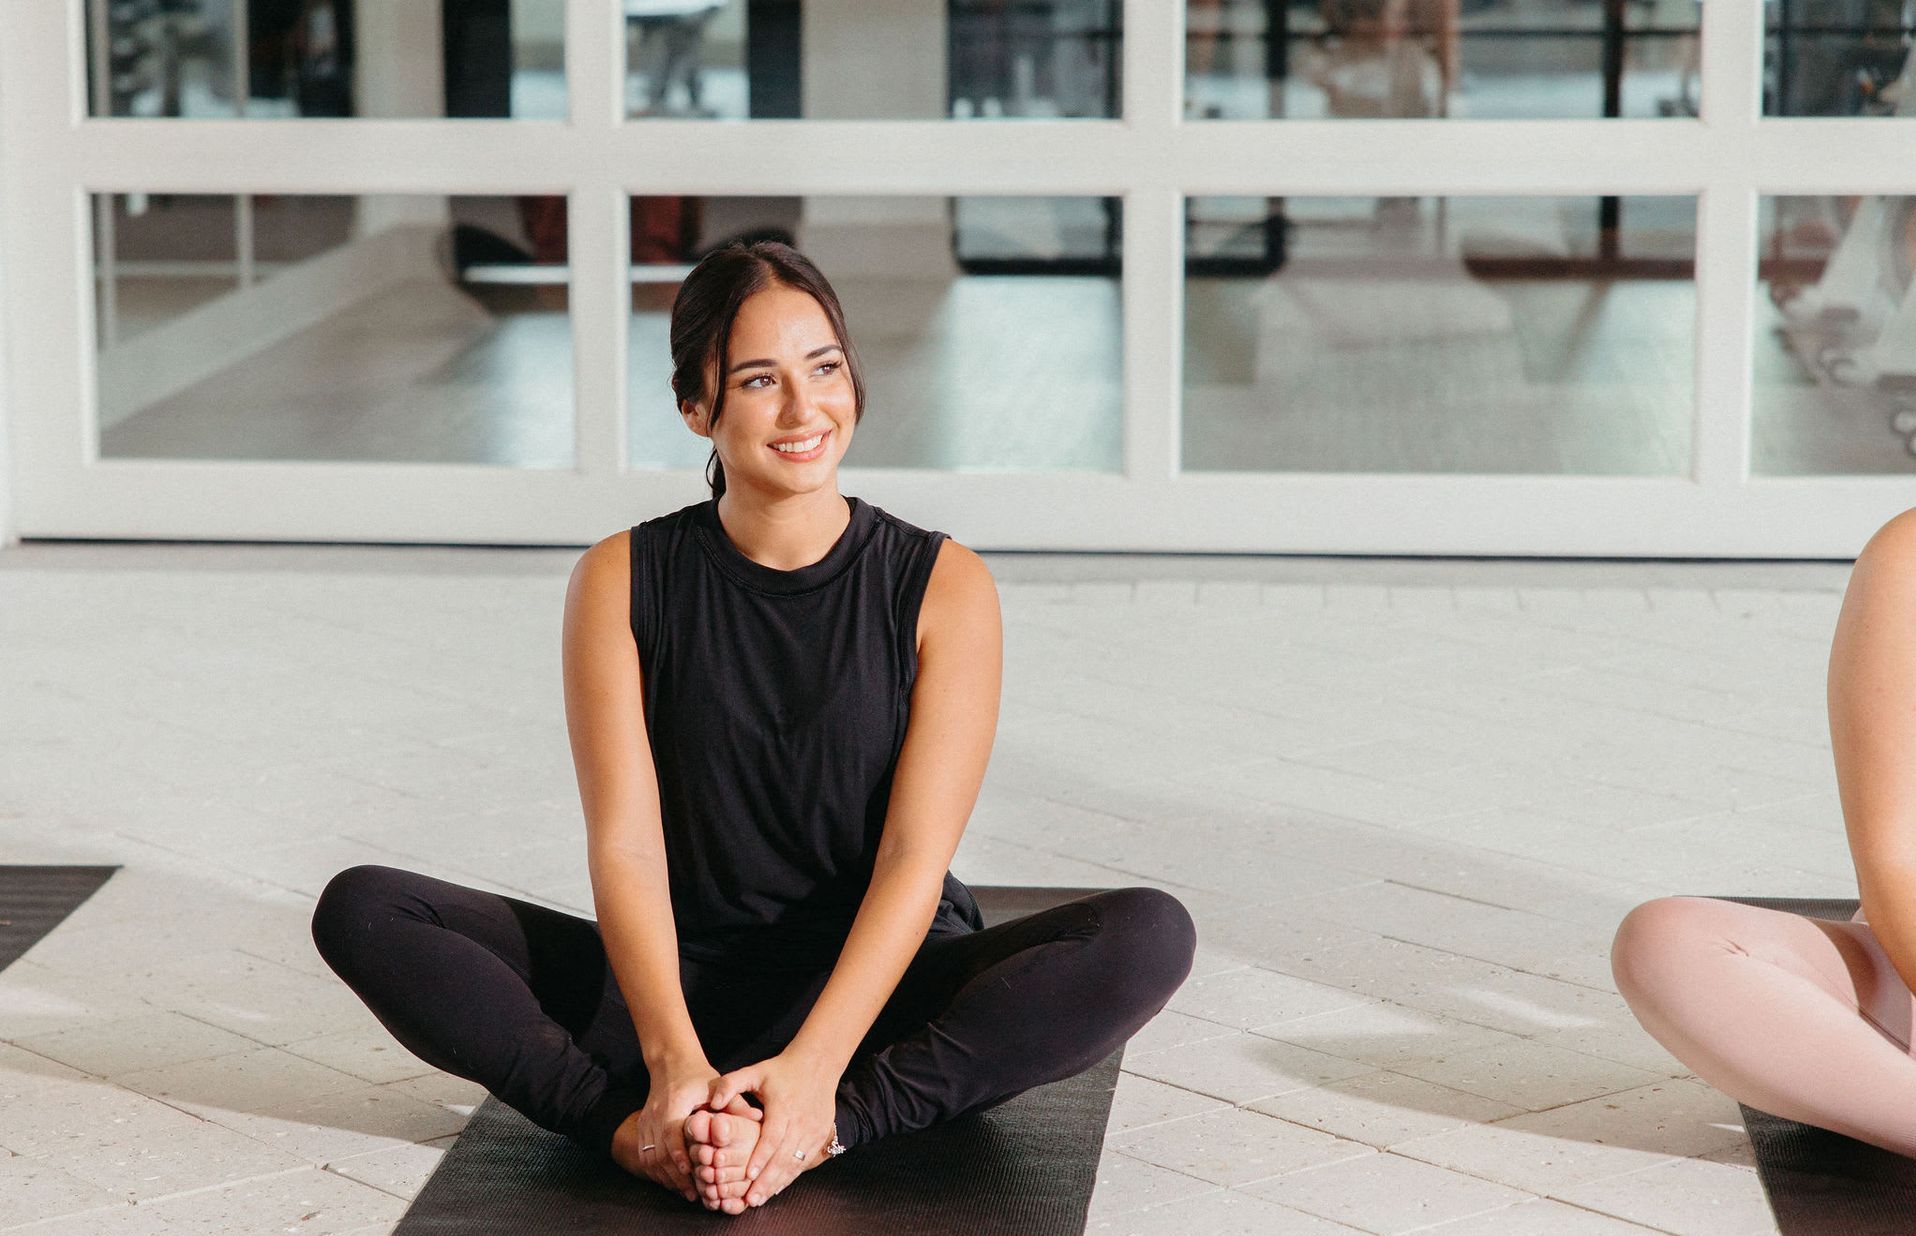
left=635, top=499, right=711, bottom=536
left=861, top=498, right=955, bottom=558
left=917, top=538, right=997, bottom=660
left=922, top=538, right=994, bottom=604
left=569, top=528, right=633, bottom=598
left=855, top=499, right=989, bottom=579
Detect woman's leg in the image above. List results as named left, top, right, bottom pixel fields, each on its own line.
left=830, top=885, right=1197, bottom=1149
left=310, top=863, right=648, bottom=1159
left=1612, top=894, right=1916, bottom=1156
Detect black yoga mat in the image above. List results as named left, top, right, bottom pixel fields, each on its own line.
left=1720, top=896, right=1916, bottom=1236
left=394, top=886, right=1123, bottom=1235
left=0, top=865, right=118, bottom=972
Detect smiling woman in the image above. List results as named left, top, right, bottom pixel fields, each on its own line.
left=309, top=240, right=1197, bottom=1217
left=667, top=244, right=864, bottom=506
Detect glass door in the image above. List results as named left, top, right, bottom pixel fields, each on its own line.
left=1, top=0, right=1912, bottom=555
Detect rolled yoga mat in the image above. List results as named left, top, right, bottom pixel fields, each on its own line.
left=393, top=886, right=1124, bottom=1235
left=0, top=865, right=118, bottom=972
left=1721, top=896, right=1916, bottom=1236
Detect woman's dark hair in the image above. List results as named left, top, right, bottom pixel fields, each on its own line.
left=669, top=241, right=865, bottom=500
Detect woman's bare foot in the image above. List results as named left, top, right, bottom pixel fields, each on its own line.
left=685, top=1107, right=837, bottom=1213
left=684, top=1107, right=763, bottom=1213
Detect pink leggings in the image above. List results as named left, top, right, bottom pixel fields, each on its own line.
left=1613, top=896, right=1916, bottom=1156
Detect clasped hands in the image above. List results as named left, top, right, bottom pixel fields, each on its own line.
left=621, top=1048, right=840, bottom=1214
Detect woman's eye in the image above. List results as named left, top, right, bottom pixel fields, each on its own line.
left=816, top=360, right=841, bottom=376
left=742, top=375, right=771, bottom=389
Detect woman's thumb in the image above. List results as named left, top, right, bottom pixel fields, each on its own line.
left=708, top=1067, right=754, bottom=1109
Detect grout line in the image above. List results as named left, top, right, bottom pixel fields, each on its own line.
left=1379, top=879, right=1531, bottom=913
left=318, top=1160, right=426, bottom=1205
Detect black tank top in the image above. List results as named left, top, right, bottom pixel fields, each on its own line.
left=629, top=493, right=983, bottom=971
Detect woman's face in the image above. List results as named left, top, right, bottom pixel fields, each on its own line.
left=682, top=284, right=856, bottom=499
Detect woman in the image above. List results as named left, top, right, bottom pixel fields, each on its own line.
left=310, top=241, right=1196, bottom=1214
left=1613, top=509, right=1916, bottom=1157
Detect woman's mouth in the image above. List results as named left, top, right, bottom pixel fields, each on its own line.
left=768, top=429, right=830, bottom=462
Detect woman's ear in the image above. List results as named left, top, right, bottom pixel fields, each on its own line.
left=680, top=400, right=709, bottom=438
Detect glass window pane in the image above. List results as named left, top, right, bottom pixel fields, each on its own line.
left=1182, top=194, right=1697, bottom=474
left=628, top=195, right=1122, bottom=470
left=1754, top=194, right=1916, bottom=474
left=625, top=0, right=1120, bottom=120
left=94, top=193, right=574, bottom=465
left=84, top=0, right=566, bottom=119
left=1186, top=0, right=1701, bottom=120
left=1764, top=7, right=1915, bottom=116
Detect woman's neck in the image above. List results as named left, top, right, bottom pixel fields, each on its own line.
left=714, top=489, right=852, bottom=572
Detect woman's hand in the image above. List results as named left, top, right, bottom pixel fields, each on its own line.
left=707, top=1047, right=842, bottom=1207
left=617, top=1053, right=729, bottom=1202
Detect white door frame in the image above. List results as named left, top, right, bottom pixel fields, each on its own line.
left=2, top=0, right=1914, bottom=556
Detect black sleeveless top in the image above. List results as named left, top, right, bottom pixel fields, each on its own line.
left=629, top=494, right=984, bottom=972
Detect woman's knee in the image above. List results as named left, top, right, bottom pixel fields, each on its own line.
left=1611, top=895, right=1739, bottom=1005
left=1088, top=886, right=1197, bottom=1001
left=311, top=863, right=417, bottom=967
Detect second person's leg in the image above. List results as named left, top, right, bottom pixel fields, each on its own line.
left=1613, top=894, right=1916, bottom=1157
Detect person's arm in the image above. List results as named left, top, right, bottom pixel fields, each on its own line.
left=561, top=532, right=721, bottom=1196
left=1831, top=509, right=1916, bottom=996
left=708, top=540, right=1003, bottom=1204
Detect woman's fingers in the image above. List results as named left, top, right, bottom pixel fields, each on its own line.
left=708, top=1066, right=761, bottom=1112
left=745, top=1114, right=787, bottom=1182
left=747, top=1131, right=811, bottom=1205
left=659, top=1153, right=693, bottom=1200
left=719, top=1093, right=762, bottom=1120
left=645, top=1156, right=691, bottom=1202
left=664, top=1119, right=693, bottom=1180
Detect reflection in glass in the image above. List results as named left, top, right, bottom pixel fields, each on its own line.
left=85, top=0, right=566, bottom=119
left=1185, top=0, right=1701, bottom=120
left=628, top=196, right=1122, bottom=470
left=623, top=0, right=1119, bottom=120
left=1182, top=195, right=1697, bottom=474
left=1765, top=2, right=1915, bottom=116
left=93, top=193, right=574, bottom=465
left=1755, top=195, right=1916, bottom=474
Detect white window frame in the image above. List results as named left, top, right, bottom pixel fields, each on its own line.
left=1, top=0, right=1913, bottom=555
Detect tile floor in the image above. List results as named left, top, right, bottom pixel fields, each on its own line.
left=0, top=540, right=1863, bottom=1233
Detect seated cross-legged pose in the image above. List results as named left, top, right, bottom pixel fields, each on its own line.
left=310, top=241, right=1196, bottom=1214
left=1613, top=509, right=1916, bottom=1157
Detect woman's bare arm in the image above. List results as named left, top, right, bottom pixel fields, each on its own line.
left=562, top=532, right=703, bottom=1065
left=1831, top=509, right=1916, bottom=994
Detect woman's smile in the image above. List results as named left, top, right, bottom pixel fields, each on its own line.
left=768, top=428, right=831, bottom=461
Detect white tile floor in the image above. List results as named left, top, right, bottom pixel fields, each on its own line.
left=0, top=541, right=1863, bottom=1234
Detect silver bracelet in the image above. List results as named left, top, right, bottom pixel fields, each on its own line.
left=824, top=1122, right=846, bottom=1157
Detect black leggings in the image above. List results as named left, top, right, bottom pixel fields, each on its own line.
left=309, top=865, right=1196, bottom=1160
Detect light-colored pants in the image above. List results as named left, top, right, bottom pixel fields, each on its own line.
left=1613, top=896, right=1916, bottom=1156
